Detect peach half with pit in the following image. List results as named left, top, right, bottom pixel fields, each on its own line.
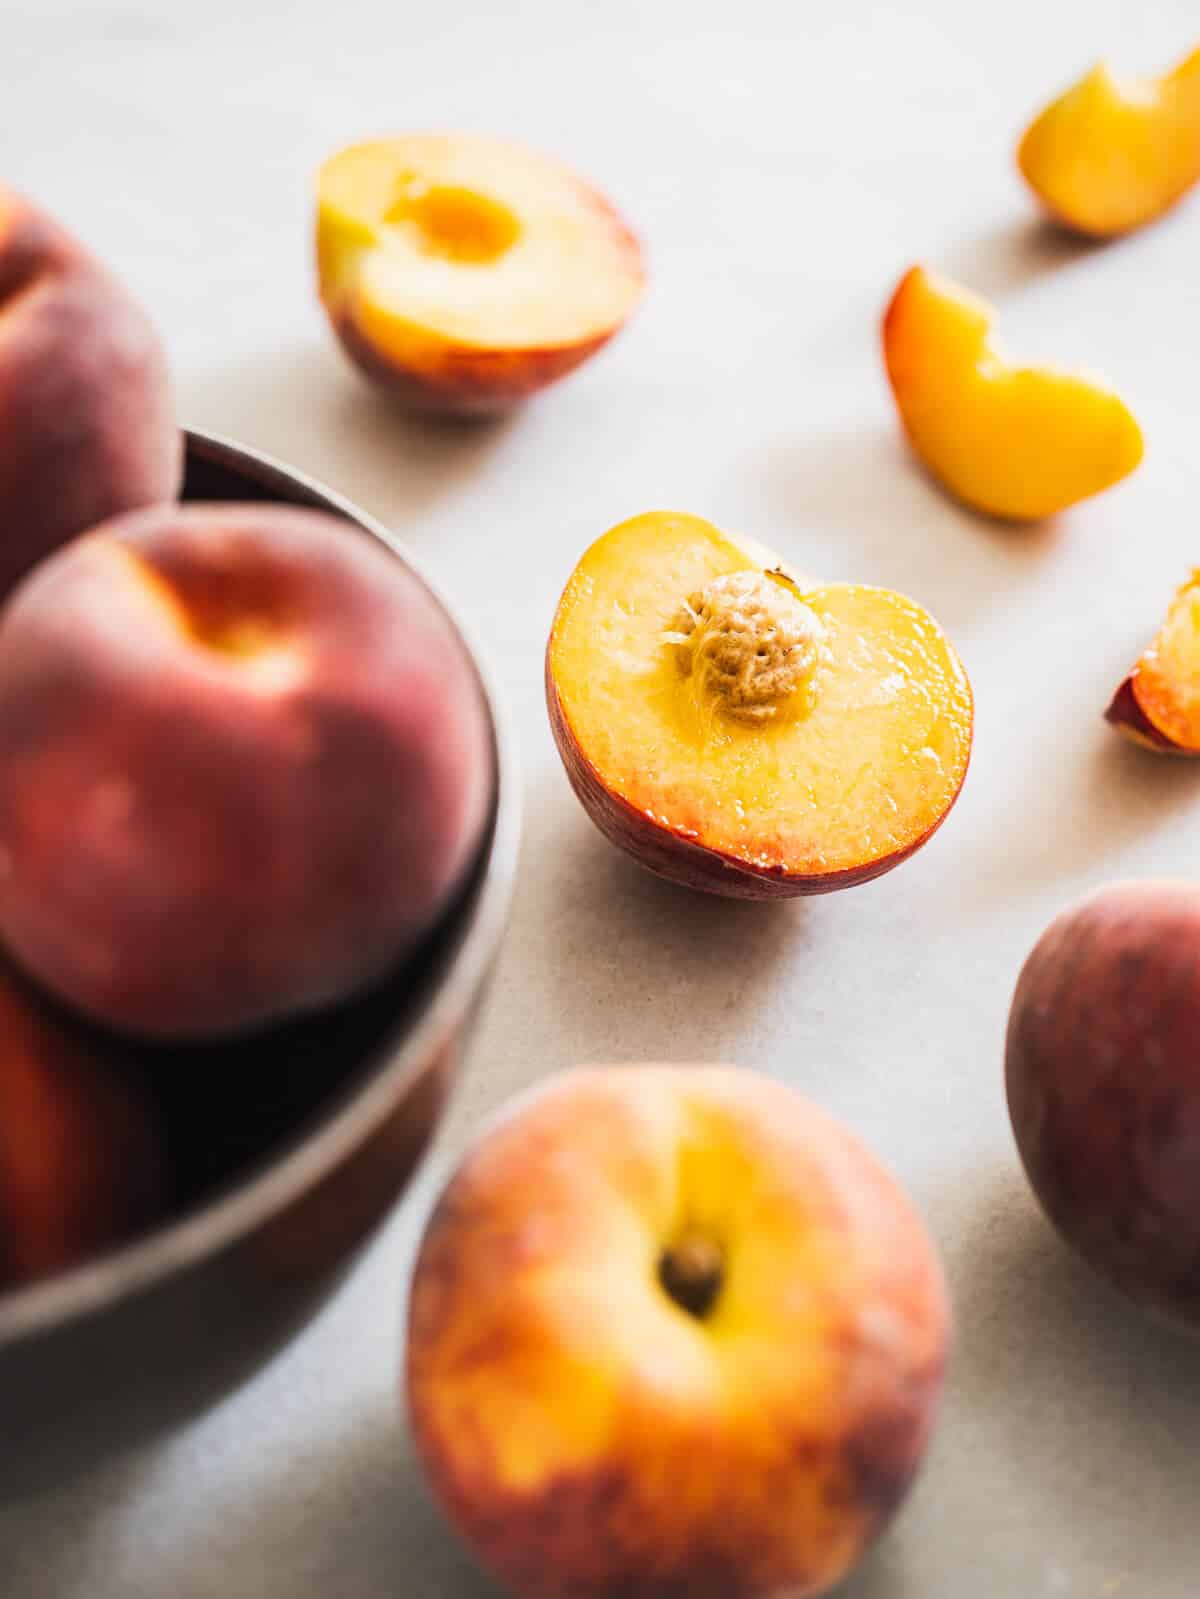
left=1019, top=47, right=1200, bottom=238
left=1106, top=570, right=1200, bottom=754
left=407, top=1064, right=951, bottom=1599
left=316, top=134, right=645, bottom=415
left=546, top=512, right=973, bottom=897
left=883, top=266, right=1143, bottom=522
left=0, top=503, right=493, bottom=1039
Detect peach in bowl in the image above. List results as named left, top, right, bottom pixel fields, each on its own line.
left=0, top=430, right=518, bottom=1491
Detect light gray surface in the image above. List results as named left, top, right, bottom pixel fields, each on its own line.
left=5, top=0, right=1200, bottom=1593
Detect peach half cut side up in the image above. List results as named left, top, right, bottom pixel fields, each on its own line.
left=882, top=266, right=1143, bottom=522
left=1107, top=571, right=1200, bottom=754
left=316, top=134, right=645, bottom=415
left=1019, top=47, right=1200, bottom=238
left=546, top=512, right=973, bottom=898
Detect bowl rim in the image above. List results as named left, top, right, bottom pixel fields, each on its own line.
left=0, top=426, right=521, bottom=1348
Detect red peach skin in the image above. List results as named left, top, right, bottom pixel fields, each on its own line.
left=0, top=186, right=180, bottom=597
left=0, top=504, right=493, bottom=1039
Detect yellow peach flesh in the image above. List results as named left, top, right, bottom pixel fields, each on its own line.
left=1019, top=49, right=1200, bottom=237
left=317, top=136, right=643, bottom=375
left=549, top=512, right=972, bottom=883
left=883, top=266, right=1143, bottom=521
left=1115, top=573, right=1200, bottom=752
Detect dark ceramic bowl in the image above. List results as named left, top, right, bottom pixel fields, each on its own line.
left=0, top=430, right=519, bottom=1491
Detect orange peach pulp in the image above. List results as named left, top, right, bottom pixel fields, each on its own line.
left=1107, top=571, right=1200, bottom=754
left=546, top=512, right=972, bottom=896
left=316, top=135, right=645, bottom=414
left=883, top=266, right=1143, bottom=522
left=1019, top=47, right=1200, bottom=238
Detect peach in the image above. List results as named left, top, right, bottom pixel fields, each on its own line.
left=1019, top=47, right=1200, bottom=238
left=0, top=186, right=180, bottom=598
left=1106, top=570, right=1200, bottom=753
left=316, top=135, right=645, bottom=415
left=1006, top=882, right=1200, bottom=1327
left=546, top=512, right=972, bottom=897
left=0, top=503, right=493, bottom=1038
left=882, top=265, right=1143, bottom=521
left=407, top=1065, right=950, bottom=1599
left=0, top=958, right=167, bottom=1292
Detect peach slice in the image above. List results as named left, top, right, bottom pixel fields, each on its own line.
left=883, top=266, right=1143, bottom=522
left=408, top=1064, right=950, bottom=1599
left=1106, top=571, right=1200, bottom=754
left=1019, top=48, right=1200, bottom=238
left=316, top=135, right=645, bottom=416
left=546, top=512, right=973, bottom=898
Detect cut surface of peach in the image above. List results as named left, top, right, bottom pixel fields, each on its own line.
left=1019, top=48, right=1200, bottom=237
left=883, top=266, right=1143, bottom=522
left=316, top=135, right=644, bottom=414
left=547, top=513, right=973, bottom=896
left=1107, top=572, right=1200, bottom=754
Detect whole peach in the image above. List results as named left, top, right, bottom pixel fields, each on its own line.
left=0, top=504, right=492, bottom=1038
left=408, top=1065, right=950, bottom=1599
left=1006, top=881, right=1200, bottom=1326
left=0, top=958, right=168, bottom=1291
left=0, top=186, right=180, bottom=597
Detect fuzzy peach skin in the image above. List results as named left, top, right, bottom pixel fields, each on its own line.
left=407, top=1065, right=950, bottom=1599
left=316, top=135, right=645, bottom=416
left=0, top=186, right=180, bottom=598
left=883, top=265, right=1143, bottom=521
left=0, top=956, right=168, bottom=1292
left=0, top=504, right=493, bottom=1039
left=1019, top=47, right=1200, bottom=238
left=546, top=512, right=973, bottom=899
left=1006, top=882, right=1200, bottom=1327
left=1106, top=570, right=1200, bottom=754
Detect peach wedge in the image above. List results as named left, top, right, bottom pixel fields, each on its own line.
left=883, top=266, right=1143, bottom=522
left=546, top=512, right=973, bottom=898
left=1107, top=571, right=1200, bottom=754
left=316, top=135, right=645, bottom=415
left=1019, top=47, right=1200, bottom=238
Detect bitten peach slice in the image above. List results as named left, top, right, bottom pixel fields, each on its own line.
left=1019, top=48, right=1200, bottom=238
left=0, top=503, right=493, bottom=1039
left=546, top=512, right=972, bottom=898
left=1106, top=570, right=1200, bottom=753
left=0, top=186, right=180, bottom=598
left=316, top=135, right=645, bottom=416
left=883, top=266, right=1143, bottom=522
left=408, top=1065, right=950, bottom=1599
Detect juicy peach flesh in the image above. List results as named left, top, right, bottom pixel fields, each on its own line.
left=1019, top=48, right=1200, bottom=238
left=1107, top=572, right=1200, bottom=754
left=316, top=135, right=645, bottom=414
left=883, top=267, right=1143, bottom=522
left=547, top=512, right=972, bottom=894
left=407, top=1065, right=950, bottom=1599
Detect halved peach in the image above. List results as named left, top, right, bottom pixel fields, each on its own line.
left=1019, top=48, right=1200, bottom=238
left=883, top=266, right=1143, bottom=522
left=546, top=513, right=973, bottom=898
left=1106, top=571, right=1200, bottom=754
left=316, top=135, right=645, bottom=416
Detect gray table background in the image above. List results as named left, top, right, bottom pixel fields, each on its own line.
left=5, top=0, right=1200, bottom=1593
